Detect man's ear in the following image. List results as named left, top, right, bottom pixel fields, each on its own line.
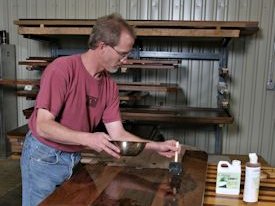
left=98, top=41, right=105, bottom=49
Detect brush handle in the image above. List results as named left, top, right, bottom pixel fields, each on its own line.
left=175, top=141, right=179, bottom=162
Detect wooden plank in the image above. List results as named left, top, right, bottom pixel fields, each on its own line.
left=0, top=79, right=40, bottom=86
left=14, top=19, right=259, bottom=36
left=6, top=124, right=28, bottom=137
left=122, top=64, right=176, bottom=69
left=18, top=27, right=240, bottom=37
left=16, top=90, right=38, bottom=98
left=17, top=91, right=148, bottom=101
left=18, top=27, right=92, bottom=36
left=21, top=106, right=233, bottom=125
left=7, top=125, right=28, bottom=155
left=119, top=91, right=148, bottom=101
left=40, top=150, right=208, bottom=206
left=19, top=58, right=179, bottom=70
left=0, top=79, right=178, bottom=93
left=123, top=59, right=178, bottom=70
left=136, top=28, right=240, bottom=37
left=120, top=107, right=233, bottom=125
left=118, top=83, right=178, bottom=92
left=127, top=59, right=179, bottom=65
left=14, top=19, right=258, bottom=28
left=26, top=56, right=54, bottom=61
left=18, top=61, right=49, bottom=67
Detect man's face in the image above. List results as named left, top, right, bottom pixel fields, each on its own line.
left=104, top=31, right=134, bottom=73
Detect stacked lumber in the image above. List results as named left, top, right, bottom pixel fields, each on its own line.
left=0, top=79, right=178, bottom=95
left=6, top=124, right=28, bottom=159
left=18, top=57, right=179, bottom=71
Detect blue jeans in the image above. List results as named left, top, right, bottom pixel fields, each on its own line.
left=20, top=131, right=81, bottom=206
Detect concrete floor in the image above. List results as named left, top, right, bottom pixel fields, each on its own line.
left=0, top=159, right=21, bottom=206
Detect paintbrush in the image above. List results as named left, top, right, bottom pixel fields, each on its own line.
left=169, top=141, right=182, bottom=175
left=169, top=142, right=183, bottom=194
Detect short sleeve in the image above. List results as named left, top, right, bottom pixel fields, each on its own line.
left=35, top=60, right=68, bottom=117
left=102, top=82, right=121, bottom=123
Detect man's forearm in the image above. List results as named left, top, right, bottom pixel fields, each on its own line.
left=36, top=119, right=88, bottom=146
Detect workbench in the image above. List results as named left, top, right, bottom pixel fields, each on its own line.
left=39, top=150, right=275, bottom=206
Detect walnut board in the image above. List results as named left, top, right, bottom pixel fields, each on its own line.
left=40, top=150, right=208, bottom=206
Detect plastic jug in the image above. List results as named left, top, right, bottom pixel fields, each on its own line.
left=216, top=160, right=241, bottom=195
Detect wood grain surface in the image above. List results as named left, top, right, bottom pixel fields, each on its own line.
left=40, top=150, right=208, bottom=206
left=39, top=149, right=275, bottom=205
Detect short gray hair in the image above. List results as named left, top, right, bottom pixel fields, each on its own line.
left=88, top=13, right=136, bottom=49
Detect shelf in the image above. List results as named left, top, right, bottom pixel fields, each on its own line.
left=118, top=82, right=178, bottom=92
left=6, top=124, right=28, bottom=155
left=121, top=59, right=179, bottom=70
left=23, top=106, right=233, bottom=125
left=119, top=91, right=149, bottom=101
left=120, top=106, right=233, bottom=125
left=16, top=90, right=38, bottom=99
left=0, top=79, right=178, bottom=93
left=0, top=79, right=40, bottom=86
left=19, top=58, right=179, bottom=70
left=14, top=19, right=259, bottom=38
left=18, top=90, right=148, bottom=102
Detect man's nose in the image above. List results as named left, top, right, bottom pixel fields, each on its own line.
left=120, top=58, right=128, bottom=64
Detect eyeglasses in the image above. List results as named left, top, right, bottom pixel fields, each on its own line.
left=109, top=46, right=131, bottom=60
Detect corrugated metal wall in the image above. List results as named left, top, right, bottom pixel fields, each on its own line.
left=0, top=0, right=274, bottom=165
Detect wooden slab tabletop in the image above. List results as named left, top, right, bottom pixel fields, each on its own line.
left=40, top=150, right=208, bottom=206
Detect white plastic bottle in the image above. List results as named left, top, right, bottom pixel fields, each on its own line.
left=243, top=153, right=261, bottom=202
left=216, top=160, right=241, bottom=195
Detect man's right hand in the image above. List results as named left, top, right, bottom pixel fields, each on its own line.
left=84, top=132, right=121, bottom=158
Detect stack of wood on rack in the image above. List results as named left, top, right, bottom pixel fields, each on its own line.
left=6, top=124, right=28, bottom=159
left=4, top=19, right=259, bottom=159
left=19, top=57, right=179, bottom=71
left=6, top=57, right=179, bottom=101
left=1, top=56, right=188, bottom=159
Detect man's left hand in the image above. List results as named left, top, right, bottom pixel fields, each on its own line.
left=147, top=140, right=180, bottom=158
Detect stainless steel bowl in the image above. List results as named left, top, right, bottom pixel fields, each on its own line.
left=111, top=141, right=147, bottom=156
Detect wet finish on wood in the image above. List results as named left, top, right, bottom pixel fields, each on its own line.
left=40, top=150, right=208, bottom=206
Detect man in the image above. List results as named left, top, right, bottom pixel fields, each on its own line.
left=21, top=13, right=179, bottom=206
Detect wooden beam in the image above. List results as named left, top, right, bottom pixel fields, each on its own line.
left=0, top=79, right=178, bottom=93
left=19, top=58, right=179, bottom=70
left=120, top=107, right=233, bottom=125
left=18, top=27, right=240, bottom=37
left=0, top=79, right=40, bottom=86
left=15, top=19, right=259, bottom=37
left=14, top=19, right=258, bottom=30
left=117, top=83, right=178, bottom=92
left=136, top=28, right=240, bottom=37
